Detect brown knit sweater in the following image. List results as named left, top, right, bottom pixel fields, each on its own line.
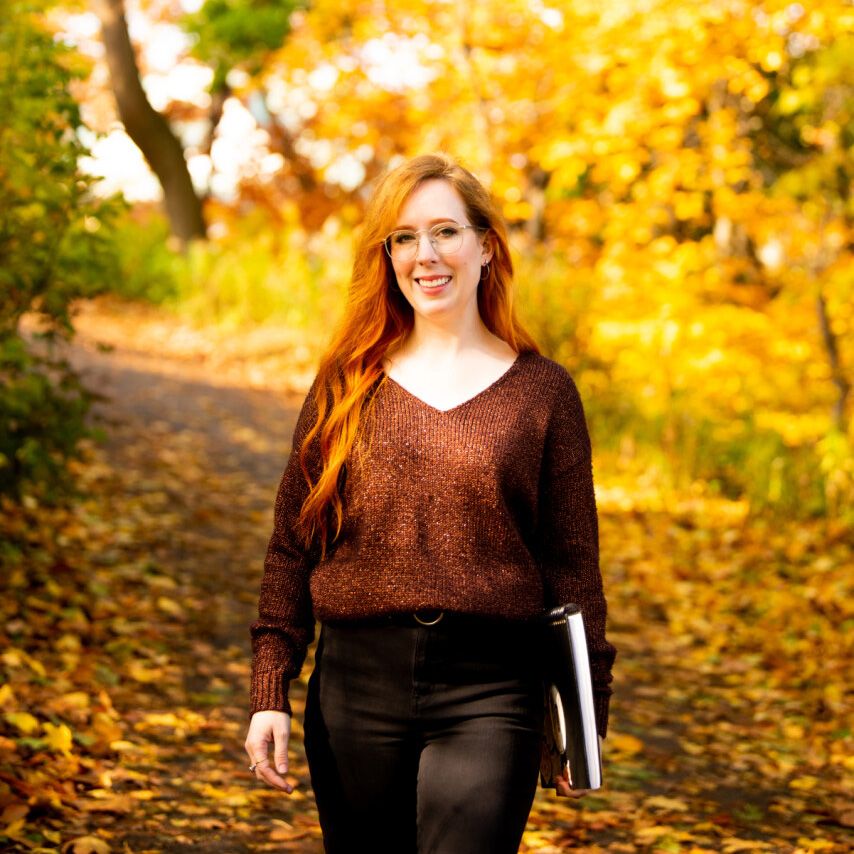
left=250, top=350, right=617, bottom=736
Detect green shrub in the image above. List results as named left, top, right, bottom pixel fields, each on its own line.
left=0, top=0, right=121, bottom=500
left=0, top=336, right=100, bottom=499
left=110, top=211, right=181, bottom=303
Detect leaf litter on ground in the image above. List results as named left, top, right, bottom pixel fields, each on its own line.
left=1, top=300, right=850, bottom=852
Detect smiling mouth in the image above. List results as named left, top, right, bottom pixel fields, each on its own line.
left=416, top=275, right=451, bottom=289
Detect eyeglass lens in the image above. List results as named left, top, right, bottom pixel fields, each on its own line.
left=385, top=224, right=466, bottom=260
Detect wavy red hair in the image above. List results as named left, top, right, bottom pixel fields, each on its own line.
left=296, top=153, right=541, bottom=558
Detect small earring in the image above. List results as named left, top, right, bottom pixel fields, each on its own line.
left=480, top=261, right=490, bottom=281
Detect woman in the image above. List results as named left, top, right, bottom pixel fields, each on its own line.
left=244, top=153, right=617, bottom=853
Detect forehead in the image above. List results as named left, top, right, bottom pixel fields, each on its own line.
left=395, top=179, right=467, bottom=226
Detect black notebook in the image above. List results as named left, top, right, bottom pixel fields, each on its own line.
left=540, top=604, right=603, bottom=790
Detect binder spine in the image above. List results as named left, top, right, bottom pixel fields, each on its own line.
left=543, top=604, right=603, bottom=790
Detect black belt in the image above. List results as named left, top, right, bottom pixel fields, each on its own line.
left=325, top=610, right=537, bottom=631
left=325, top=609, right=445, bottom=629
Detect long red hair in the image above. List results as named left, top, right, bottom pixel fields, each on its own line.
left=297, top=153, right=541, bottom=558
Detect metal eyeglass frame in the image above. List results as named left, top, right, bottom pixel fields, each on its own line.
left=382, top=223, right=479, bottom=260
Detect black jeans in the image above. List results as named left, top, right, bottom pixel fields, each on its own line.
left=303, top=615, right=544, bottom=854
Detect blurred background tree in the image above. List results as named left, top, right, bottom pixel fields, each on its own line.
left=93, top=0, right=206, bottom=242
left=91, top=0, right=310, bottom=242
left=5, top=0, right=852, bottom=517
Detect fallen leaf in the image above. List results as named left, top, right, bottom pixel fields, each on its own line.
left=156, top=596, right=185, bottom=617
left=0, top=803, right=29, bottom=824
left=0, top=684, right=17, bottom=708
left=645, top=795, right=690, bottom=811
left=5, top=711, right=39, bottom=734
left=608, top=733, right=645, bottom=755
left=80, top=795, right=134, bottom=814
left=43, top=721, right=74, bottom=755
left=789, top=776, right=819, bottom=790
left=61, top=836, right=111, bottom=854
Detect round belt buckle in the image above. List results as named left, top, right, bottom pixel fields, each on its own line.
left=414, top=609, right=444, bottom=626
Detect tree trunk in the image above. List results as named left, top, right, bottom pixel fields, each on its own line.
left=816, top=289, right=850, bottom=433
left=92, top=0, right=206, bottom=244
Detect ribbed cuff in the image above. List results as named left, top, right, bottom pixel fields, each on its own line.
left=249, top=669, right=292, bottom=718
left=594, top=690, right=611, bottom=739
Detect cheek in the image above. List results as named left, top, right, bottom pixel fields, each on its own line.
left=458, top=253, right=481, bottom=282
left=392, top=259, right=412, bottom=282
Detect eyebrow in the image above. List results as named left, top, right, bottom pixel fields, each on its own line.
left=392, top=217, right=464, bottom=230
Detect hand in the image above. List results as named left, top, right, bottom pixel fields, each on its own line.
left=244, top=710, right=294, bottom=793
left=555, top=734, right=604, bottom=799
left=556, top=771, right=590, bottom=798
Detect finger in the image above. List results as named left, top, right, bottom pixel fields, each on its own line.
left=559, top=784, right=589, bottom=799
left=256, top=761, right=295, bottom=794
left=555, top=776, right=589, bottom=798
left=273, top=723, right=289, bottom=776
left=248, top=754, right=293, bottom=794
left=245, top=738, right=269, bottom=763
left=557, top=785, right=578, bottom=798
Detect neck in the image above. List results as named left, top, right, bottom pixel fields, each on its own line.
left=399, top=312, right=498, bottom=364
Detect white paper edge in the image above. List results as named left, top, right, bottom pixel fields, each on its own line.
left=567, top=611, right=602, bottom=788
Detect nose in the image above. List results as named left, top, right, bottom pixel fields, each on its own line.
left=414, top=231, right=440, bottom=262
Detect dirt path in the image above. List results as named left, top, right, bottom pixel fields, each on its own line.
left=34, top=304, right=848, bottom=854
left=60, top=320, right=322, bottom=852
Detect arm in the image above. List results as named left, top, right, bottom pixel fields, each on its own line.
left=537, top=371, right=617, bottom=739
left=249, top=379, right=323, bottom=718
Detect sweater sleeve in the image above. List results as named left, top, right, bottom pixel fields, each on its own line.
left=537, top=371, right=617, bottom=738
left=249, top=379, right=322, bottom=717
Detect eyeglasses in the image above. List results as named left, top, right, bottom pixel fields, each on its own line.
left=383, top=223, right=478, bottom=261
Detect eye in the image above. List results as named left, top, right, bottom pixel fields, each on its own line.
left=433, top=225, right=460, bottom=239
left=392, top=231, right=417, bottom=245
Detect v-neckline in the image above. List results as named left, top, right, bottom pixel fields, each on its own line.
left=381, top=352, right=525, bottom=415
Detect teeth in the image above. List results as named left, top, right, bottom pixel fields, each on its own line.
left=419, top=276, right=450, bottom=287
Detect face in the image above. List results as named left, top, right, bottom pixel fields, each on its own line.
left=387, top=179, right=492, bottom=324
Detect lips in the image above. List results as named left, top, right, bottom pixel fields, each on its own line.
left=416, top=275, right=451, bottom=290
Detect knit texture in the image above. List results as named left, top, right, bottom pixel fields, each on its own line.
left=249, top=350, right=618, bottom=736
